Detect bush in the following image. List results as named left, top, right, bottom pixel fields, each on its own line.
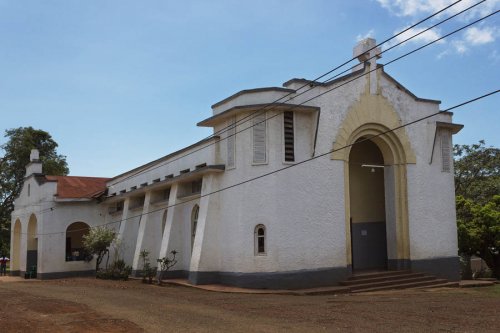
left=97, top=259, right=132, bottom=280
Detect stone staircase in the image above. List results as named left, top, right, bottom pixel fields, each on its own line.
left=340, top=270, right=458, bottom=293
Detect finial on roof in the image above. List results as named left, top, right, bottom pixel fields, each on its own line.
left=353, top=38, right=381, bottom=63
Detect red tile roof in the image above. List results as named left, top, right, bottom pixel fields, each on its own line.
left=45, top=176, right=110, bottom=199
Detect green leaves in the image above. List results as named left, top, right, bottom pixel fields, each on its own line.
left=0, top=127, right=69, bottom=253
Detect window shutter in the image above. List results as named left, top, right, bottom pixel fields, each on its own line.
left=253, top=112, right=267, bottom=163
left=441, top=129, right=451, bottom=173
left=227, top=117, right=236, bottom=168
left=283, top=111, right=295, bottom=162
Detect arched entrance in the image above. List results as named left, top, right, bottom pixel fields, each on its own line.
left=12, top=219, right=22, bottom=272
left=66, top=222, right=90, bottom=261
left=332, top=93, right=415, bottom=271
left=27, top=214, right=38, bottom=272
left=349, top=138, right=387, bottom=270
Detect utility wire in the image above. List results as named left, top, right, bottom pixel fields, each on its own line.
left=112, top=0, right=468, bottom=184
left=9, top=5, right=498, bottom=234
left=12, top=89, right=499, bottom=237
left=9, top=5, right=497, bottom=232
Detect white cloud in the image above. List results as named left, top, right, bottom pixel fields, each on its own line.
left=452, top=40, right=468, bottom=53
left=376, top=0, right=500, bottom=20
left=356, top=29, right=375, bottom=42
left=377, top=1, right=499, bottom=56
left=386, top=26, right=443, bottom=48
left=464, top=26, right=496, bottom=45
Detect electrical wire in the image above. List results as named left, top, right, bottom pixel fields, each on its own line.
left=7, top=4, right=498, bottom=235
left=110, top=0, right=471, bottom=184
left=11, top=89, right=499, bottom=237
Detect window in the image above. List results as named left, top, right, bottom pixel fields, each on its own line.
left=162, top=209, right=168, bottom=236
left=65, top=222, right=90, bottom=261
left=27, top=184, right=31, bottom=197
left=283, top=111, right=295, bottom=162
left=227, top=117, right=236, bottom=168
left=191, top=179, right=202, bottom=194
left=441, top=129, right=452, bottom=173
left=254, top=224, right=266, bottom=255
left=191, top=205, right=199, bottom=252
left=253, top=112, right=267, bottom=164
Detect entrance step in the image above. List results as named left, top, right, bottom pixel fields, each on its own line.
left=340, top=270, right=458, bottom=293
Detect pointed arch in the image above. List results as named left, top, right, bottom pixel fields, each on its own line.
left=26, top=214, right=38, bottom=272
left=333, top=93, right=413, bottom=269
left=12, top=219, right=22, bottom=271
left=191, top=204, right=199, bottom=252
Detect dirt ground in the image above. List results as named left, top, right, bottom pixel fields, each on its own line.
left=0, top=278, right=499, bottom=332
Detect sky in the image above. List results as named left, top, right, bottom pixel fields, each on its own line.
left=0, top=0, right=498, bottom=177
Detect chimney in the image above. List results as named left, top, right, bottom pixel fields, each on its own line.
left=25, top=149, right=42, bottom=176
left=30, top=149, right=40, bottom=162
left=353, top=38, right=381, bottom=94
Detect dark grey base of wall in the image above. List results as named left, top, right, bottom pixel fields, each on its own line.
left=388, top=259, right=411, bottom=270
left=9, top=270, right=20, bottom=276
left=411, top=256, right=460, bottom=281
left=188, top=266, right=351, bottom=290
left=161, top=270, right=188, bottom=279
left=37, top=270, right=96, bottom=280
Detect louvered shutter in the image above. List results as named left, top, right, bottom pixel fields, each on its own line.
left=227, top=117, right=236, bottom=168
left=441, top=129, right=451, bottom=172
left=253, top=112, right=267, bottom=163
left=283, top=111, right=295, bottom=162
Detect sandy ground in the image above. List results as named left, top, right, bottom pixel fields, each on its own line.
left=0, top=277, right=499, bottom=332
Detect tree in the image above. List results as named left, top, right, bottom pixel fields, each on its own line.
left=83, top=226, right=117, bottom=274
left=157, top=250, right=178, bottom=285
left=456, top=195, right=500, bottom=279
left=0, top=127, right=69, bottom=253
left=454, top=141, right=500, bottom=279
left=454, top=140, right=499, bottom=205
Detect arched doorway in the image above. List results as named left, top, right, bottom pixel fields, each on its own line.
left=12, top=219, right=21, bottom=272
left=27, top=214, right=38, bottom=272
left=66, top=222, right=90, bottom=261
left=349, top=138, right=387, bottom=271
left=191, top=205, right=199, bottom=252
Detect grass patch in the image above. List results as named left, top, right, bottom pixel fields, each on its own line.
left=473, top=284, right=500, bottom=296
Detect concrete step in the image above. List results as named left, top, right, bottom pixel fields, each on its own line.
left=351, top=278, right=451, bottom=293
left=340, top=272, right=425, bottom=286
left=348, top=270, right=412, bottom=281
left=415, top=281, right=459, bottom=289
left=348, top=275, right=438, bottom=291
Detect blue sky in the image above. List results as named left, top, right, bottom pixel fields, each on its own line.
left=1, top=0, right=498, bottom=177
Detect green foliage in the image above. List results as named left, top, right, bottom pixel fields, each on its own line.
left=454, top=141, right=500, bottom=279
left=456, top=195, right=500, bottom=279
left=140, top=249, right=157, bottom=284
left=454, top=140, right=500, bottom=205
left=96, top=259, right=132, bottom=280
left=0, top=127, right=69, bottom=253
left=83, top=226, right=117, bottom=273
left=157, top=250, right=178, bottom=285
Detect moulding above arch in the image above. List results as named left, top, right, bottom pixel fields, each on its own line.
left=331, top=92, right=416, bottom=164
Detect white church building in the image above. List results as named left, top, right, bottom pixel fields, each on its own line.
left=10, top=39, right=463, bottom=289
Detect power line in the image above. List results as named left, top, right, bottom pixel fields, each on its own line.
left=9, top=5, right=498, bottom=235
left=111, top=0, right=470, bottom=184
left=11, top=89, right=499, bottom=237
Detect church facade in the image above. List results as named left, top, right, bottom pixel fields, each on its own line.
left=10, top=39, right=463, bottom=289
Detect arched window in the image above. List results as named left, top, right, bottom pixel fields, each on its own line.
left=254, top=224, right=266, bottom=255
left=66, top=222, right=90, bottom=261
left=191, top=205, right=199, bottom=252
left=162, top=209, right=168, bottom=236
